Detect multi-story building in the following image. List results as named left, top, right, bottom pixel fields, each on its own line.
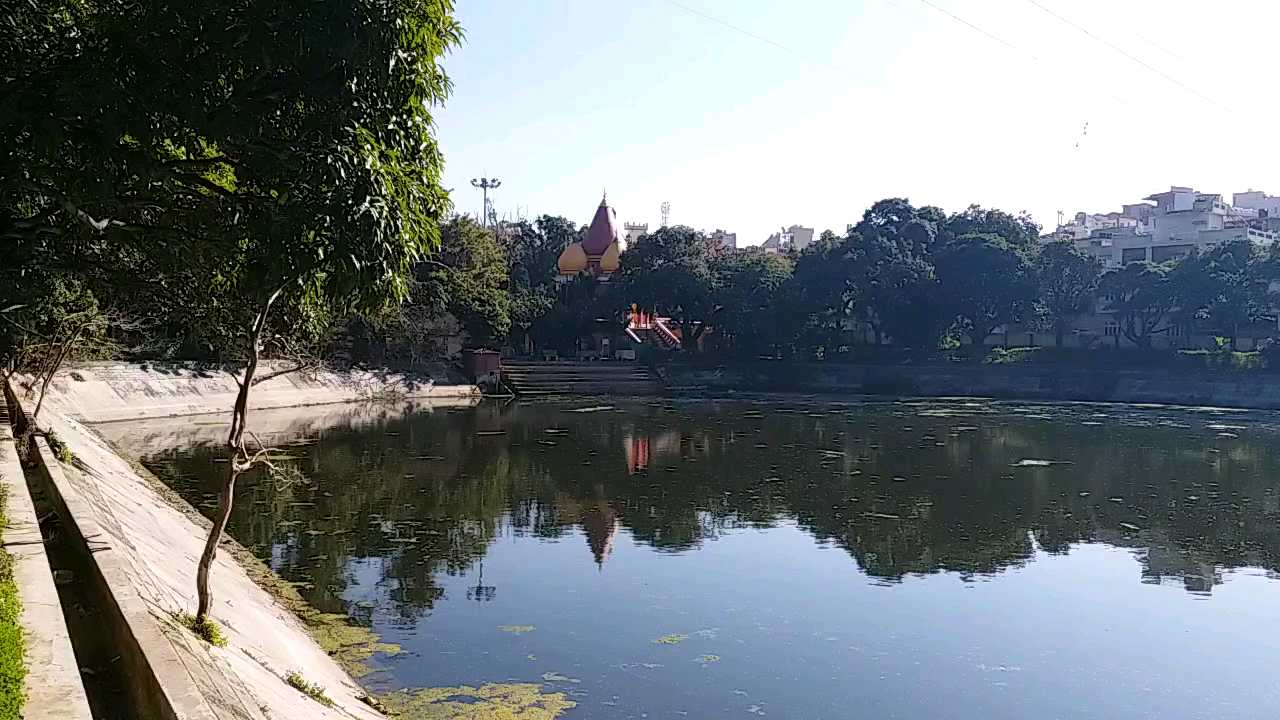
left=762, top=225, right=815, bottom=254
left=1065, top=187, right=1277, bottom=269
left=1233, top=189, right=1280, bottom=218
left=707, top=228, right=737, bottom=251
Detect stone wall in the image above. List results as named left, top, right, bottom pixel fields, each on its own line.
left=663, top=361, right=1280, bottom=409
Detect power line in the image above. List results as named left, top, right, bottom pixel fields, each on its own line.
left=660, top=0, right=799, bottom=58
left=1020, top=0, right=1223, bottom=109
left=909, top=0, right=1144, bottom=115
left=658, top=0, right=870, bottom=81
left=914, top=0, right=1045, bottom=63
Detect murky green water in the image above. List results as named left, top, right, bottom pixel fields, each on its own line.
left=131, top=398, right=1280, bottom=719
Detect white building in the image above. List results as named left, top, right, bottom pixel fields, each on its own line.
left=1233, top=189, right=1280, bottom=218
left=622, top=222, right=647, bottom=250
left=1065, top=186, right=1277, bottom=269
left=707, top=228, right=737, bottom=251
left=763, top=225, right=815, bottom=254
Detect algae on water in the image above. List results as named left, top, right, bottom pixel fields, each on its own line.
left=653, top=633, right=689, bottom=645
left=498, top=624, right=536, bottom=635
left=380, top=683, right=576, bottom=719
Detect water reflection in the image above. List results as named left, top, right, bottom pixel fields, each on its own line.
left=119, top=399, right=1280, bottom=718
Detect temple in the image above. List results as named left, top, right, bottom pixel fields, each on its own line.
left=535, top=194, right=689, bottom=360
left=557, top=195, right=622, bottom=281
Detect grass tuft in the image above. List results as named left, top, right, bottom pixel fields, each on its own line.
left=0, top=488, right=26, bottom=720
left=175, top=612, right=228, bottom=648
left=44, top=432, right=73, bottom=465
left=285, top=671, right=333, bottom=707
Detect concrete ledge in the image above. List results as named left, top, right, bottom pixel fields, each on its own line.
left=27, top=361, right=480, bottom=423
left=9, top=383, right=386, bottom=720
left=0, top=422, right=92, bottom=720
left=29, top=435, right=216, bottom=720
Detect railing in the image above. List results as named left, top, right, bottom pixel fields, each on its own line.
left=653, top=318, right=682, bottom=348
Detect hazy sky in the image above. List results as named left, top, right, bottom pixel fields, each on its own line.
left=436, top=0, right=1280, bottom=245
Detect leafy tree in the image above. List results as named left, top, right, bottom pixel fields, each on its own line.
left=943, top=205, right=1041, bottom=247
left=1033, top=241, right=1102, bottom=347
left=936, top=233, right=1036, bottom=348
left=709, top=250, right=793, bottom=357
left=1200, top=241, right=1268, bottom=348
left=1100, top=262, right=1176, bottom=348
left=423, top=216, right=511, bottom=347
left=532, top=274, right=621, bottom=356
left=618, top=226, right=716, bottom=351
left=780, top=235, right=857, bottom=355
left=4, top=0, right=462, bottom=624
left=851, top=199, right=948, bottom=349
left=502, top=215, right=577, bottom=353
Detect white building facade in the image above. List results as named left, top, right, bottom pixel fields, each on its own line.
left=1061, top=186, right=1277, bottom=270
left=762, top=225, right=815, bottom=254
left=622, top=222, right=648, bottom=250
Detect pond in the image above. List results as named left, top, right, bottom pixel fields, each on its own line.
left=124, top=398, right=1280, bottom=719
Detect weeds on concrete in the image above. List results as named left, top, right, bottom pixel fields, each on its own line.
left=285, top=671, right=333, bottom=707
left=175, top=611, right=228, bottom=648
left=364, top=385, right=408, bottom=404
left=44, top=431, right=73, bottom=465
left=0, top=488, right=26, bottom=720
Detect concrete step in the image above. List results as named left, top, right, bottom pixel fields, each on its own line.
left=502, top=362, right=662, bottom=397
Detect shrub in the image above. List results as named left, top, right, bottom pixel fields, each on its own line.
left=285, top=671, right=334, bottom=707
left=175, top=612, right=227, bottom=648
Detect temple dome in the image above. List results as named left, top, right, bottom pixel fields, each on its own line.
left=583, top=196, right=618, bottom=256
left=558, top=242, right=588, bottom=274
left=600, top=241, right=621, bottom=273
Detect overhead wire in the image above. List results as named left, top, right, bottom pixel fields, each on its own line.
left=1019, top=0, right=1224, bottom=109
left=658, top=0, right=866, bottom=79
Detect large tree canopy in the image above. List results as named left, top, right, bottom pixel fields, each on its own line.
left=1101, top=261, right=1176, bottom=348
left=1034, top=241, right=1102, bottom=347
left=936, top=233, right=1036, bottom=348
left=618, top=226, right=717, bottom=349
left=943, top=205, right=1041, bottom=247
left=850, top=199, right=948, bottom=349
left=710, top=249, right=794, bottom=356
left=3, top=0, right=463, bottom=625
left=426, top=216, right=511, bottom=347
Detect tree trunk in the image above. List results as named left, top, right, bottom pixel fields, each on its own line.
left=1054, top=325, right=1065, bottom=348
left=31, top=325, right=85, bottom=427
left=195, top=465, right=242, bottom=623
left=195, top=293, right=275, bottom=624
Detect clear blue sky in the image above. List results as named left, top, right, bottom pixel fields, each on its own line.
left=437, top=0, right=1280, bottom=245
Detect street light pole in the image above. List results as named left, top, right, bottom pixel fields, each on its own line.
left=470, top=177, right=501, bottom=228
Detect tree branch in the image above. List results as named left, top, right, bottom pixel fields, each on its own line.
left=250, top=360, right=317, bottom=387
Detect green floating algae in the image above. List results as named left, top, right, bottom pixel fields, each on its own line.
left=653, top=633, right=689, bottom=645
left=498, top=625, right=536, bottom=635
left=380, top=683, right=576, bottom=719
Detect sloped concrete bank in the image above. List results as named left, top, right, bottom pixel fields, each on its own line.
left=0, top=407, right=92, bottom=720
left=5, top=364, right=482, bottom=719
left=42, top=361, right=479, bottom=423
left=663, top=361, right=1280, bottom=410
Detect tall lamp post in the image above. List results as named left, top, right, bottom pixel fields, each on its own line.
left=471, top=177, right=501, bottom=228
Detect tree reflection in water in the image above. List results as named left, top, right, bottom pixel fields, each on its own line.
left=140, top=398, right=1280, bottom=624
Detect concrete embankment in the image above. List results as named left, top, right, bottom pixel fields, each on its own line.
left=42, top=361, right=479, bottom=423
left=0, top=408, right=92, bottom=720
left=663, top=361, right=1280, bottom=410
left=5, top=363, right=481, bottom=719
